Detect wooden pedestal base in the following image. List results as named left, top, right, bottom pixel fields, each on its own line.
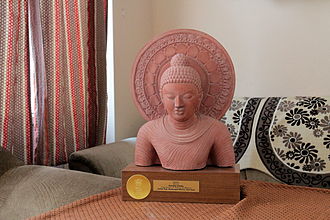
left=122, top=163, right=240, bottom=204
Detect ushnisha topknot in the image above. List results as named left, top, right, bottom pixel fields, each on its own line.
left=160, top=54, right=202, bottom=92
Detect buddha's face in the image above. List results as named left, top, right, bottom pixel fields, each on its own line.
left=161, top=83, right=202, bottom=122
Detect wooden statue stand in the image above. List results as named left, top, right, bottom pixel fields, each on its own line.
left=122, top=163, right=240, bottom=204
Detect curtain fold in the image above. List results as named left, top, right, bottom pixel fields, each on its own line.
left=0, top=0, right=108, bottom=166
left=29, top=0, right=48, bottom=165
left=0, top=0, right=32, bottom=164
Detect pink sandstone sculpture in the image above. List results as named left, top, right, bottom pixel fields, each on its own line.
left=131, top=29, right=236, bottom=170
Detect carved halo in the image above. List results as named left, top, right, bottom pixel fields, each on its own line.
left=131, top=29, right=235, bottom=121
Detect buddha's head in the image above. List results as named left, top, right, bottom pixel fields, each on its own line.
left=160, top=54, right=203, bottom=122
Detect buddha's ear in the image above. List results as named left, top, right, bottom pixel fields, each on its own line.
left=159, top=89, right=164, bottom=102
left=198, top=92, right=203, bottom=102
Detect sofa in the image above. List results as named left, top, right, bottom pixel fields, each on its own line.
left=1, top=96, right=329, bottom=219
left=0, top=111, right=278, bottom=220
left=0, top=148, right=121, bottom=220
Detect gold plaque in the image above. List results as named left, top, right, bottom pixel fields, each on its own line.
left=153, top=180, right=199, bottom=192
left=126, top=174, right=151, bottom=200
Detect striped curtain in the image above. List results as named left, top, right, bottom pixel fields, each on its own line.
left=0, top=0, right=31, bottom=164
left=0, top=0, right=108, bottom=165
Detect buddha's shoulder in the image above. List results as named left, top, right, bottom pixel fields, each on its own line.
left=200, top=115, right=227, bottom=131
left=138, top=117, right=163, bottom=132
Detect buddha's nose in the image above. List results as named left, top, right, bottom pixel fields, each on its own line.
left=174, top=96, right=183, bottom=108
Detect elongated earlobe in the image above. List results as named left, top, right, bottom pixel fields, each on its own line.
left=199, top=92, right=203, bottom=104
left=159, top=89, right=164, bottom=102
left=195, top=92, right=203, bottom=113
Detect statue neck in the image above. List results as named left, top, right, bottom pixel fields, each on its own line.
left=160, top=114, right=215, bottom=144
left=165, top=114, right=198, bottom=131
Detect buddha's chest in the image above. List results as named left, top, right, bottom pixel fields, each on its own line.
left=150, top=135, right=215, bottom=169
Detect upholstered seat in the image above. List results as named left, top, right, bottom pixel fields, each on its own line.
left=0, top=149, right=121, bottom=220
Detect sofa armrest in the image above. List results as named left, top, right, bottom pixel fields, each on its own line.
left=0, top=147, right=24, bottom=177
left=69, top=138, right=136, bottom=178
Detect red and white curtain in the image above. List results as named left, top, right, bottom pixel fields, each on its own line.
left=0, top=0, right=108, bottom=165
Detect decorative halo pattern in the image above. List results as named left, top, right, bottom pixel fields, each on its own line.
left=131, top=29, right=235, bottom=121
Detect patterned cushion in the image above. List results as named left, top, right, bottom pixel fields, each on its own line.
left=221, top=96, right=330, bottom=188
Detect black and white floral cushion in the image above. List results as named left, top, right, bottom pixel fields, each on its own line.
left=221, top=96, right=330, bottom=188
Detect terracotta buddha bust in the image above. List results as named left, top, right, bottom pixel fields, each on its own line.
left=135, top=54, right=235, bottom=170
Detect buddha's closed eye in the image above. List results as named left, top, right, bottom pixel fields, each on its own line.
left=183, top=94, right=193, bottom=100
left=165, top=94, right=175, bottom=100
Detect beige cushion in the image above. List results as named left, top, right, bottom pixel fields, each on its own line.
left=69, top=138, right=135, bottom=178
left=0, top=148, right=23, bottom=176
left=0, top=165, right=121, bottom=220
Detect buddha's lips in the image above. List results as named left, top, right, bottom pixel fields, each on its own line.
left=175, top=108, right=184, bottom=115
